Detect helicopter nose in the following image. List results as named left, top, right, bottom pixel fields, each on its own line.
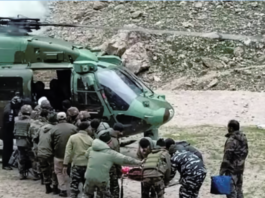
left=163, top=108, right=174, bottom=124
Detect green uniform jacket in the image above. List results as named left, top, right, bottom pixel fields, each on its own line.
left=85, top=139, right=141, bottom=185
left=36, top=123, right=54, bottom=158
left=64, top=130, right=93, bottom=166
left=50, top=122, right=77, bottom=159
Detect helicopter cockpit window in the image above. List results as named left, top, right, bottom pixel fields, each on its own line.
left=96, top=67, right=142, bottom=111
left=76, top=75, right=101, bottom=106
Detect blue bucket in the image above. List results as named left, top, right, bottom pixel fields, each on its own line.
left=210, top=175, right=232, bottom=195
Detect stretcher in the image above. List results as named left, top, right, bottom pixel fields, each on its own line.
left=120, top=166, right=179, bottom=198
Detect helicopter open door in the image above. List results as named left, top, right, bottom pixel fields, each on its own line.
left=71, top=61, right=111, bottom=120
left=0, top=66, right=33, bottom=139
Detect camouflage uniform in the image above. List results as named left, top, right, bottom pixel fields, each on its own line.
left=38, top=157, right=58, bottom=186
left=70, top=165, right=87, bottom=198
left=142, top=147, right=171, bottom=198
left=63, top=130, right=93, bottom=198
left=109, top=136, right=121, bottom=198
left=84, top=181, right=112, bottom=198
left=142, top=177, right=165, bottom=198
left=29, top=117, right=48, bottom=178
left=220, top=130, right=248, bottom=198
left=13, top=105, right=34, bottom=179
left=170, top=150, right=207, bottom=198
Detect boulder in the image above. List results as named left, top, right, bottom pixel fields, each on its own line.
left=201, top=57, right=225, bottom=69
left=234, top=46, right=245, bottom=57
left=121, top=42, right=150, bottom=74
left=93, top=1, right=108, bottom=10
left=100, top=24, right=142, bottom=57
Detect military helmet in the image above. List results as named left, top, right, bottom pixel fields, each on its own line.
left=78, top=111, right=90, bottom=121
left=41, top=100, right=52, bottom=110
left=67, top=107, right=79, bottom=117
left=20, top=105, right=32, bottom=115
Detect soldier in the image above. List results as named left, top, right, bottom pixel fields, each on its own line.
left=67, top=107, right=79, bottom=125
left=169, top=145, right=207, bottom=198
left=219, top=120, right=248, bottom=198
left=108, top=125, right=121, bottom=198
left=84, top=132, right=142, bottom=198
left=63, top=121, right=93, bottom=198
left=90, top=119, right=112, bottom=139
left=2, top=94, right=22, bottom=170
left=34, top=97, right=53, bottom=116
left=165, top=138, right=203, bottom=161
left=137, top=137, right=157, bottom=198
left=110, top=123, right=137, bottom=148
left=137, top=137, right=156, bottom=160
left=13, top=104, right=36, bottom=180
left=141, top=138, right=171, bottom=198
left=29, top=109, right=49, bottom=181
left=30, top=110, right=39, bottom=120
left=50, top=112, right=77, bottom=197
left=34, top=113, right=59, bottom=194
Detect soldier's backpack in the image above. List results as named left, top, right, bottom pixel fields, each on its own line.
left=142, top=149, right=167, bottom=177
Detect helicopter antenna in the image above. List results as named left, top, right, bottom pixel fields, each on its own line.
left=0, top=16, right=263, bottom=43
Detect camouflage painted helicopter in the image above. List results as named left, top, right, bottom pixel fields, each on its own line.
left=0, top=16, right=174, bottom=141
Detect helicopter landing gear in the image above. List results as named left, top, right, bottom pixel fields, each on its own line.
left=144, top=128, right=159, bottom=140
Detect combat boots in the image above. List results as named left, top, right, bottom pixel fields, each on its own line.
left=53, top=185, right=60, bottom=195
left=45, top=184, right=53, bottom=194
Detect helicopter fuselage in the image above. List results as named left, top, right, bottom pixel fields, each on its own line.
left=0, top=33, right=175, bottom=139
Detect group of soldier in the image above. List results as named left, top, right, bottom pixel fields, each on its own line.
left=1, top=93, right=249, bottom=198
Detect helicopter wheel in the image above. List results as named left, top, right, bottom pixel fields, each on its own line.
left=144, top=128, right=159, bottom=140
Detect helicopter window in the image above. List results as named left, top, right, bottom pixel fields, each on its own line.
left=0, top=77, right=23, bottom=100
left=96, top=68, right=143, bottom=111
left=76, top=75, right=101, bottom=106
left=77, top=76, right=95, bottom=91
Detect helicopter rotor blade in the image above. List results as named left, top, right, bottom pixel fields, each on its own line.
left=35, top=22, right=263, bottom=42
left=0, top=16, right=263, bottom=42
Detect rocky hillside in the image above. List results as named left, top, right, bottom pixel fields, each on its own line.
left=44, top=1, right=265, bottom=91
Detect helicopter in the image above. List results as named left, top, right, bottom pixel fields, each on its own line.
left=0, top=16, right=174, bottom=142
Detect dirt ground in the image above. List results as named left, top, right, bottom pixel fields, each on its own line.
left=1, top=90, right=265, bottom=198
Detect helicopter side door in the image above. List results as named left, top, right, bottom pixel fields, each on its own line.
left=71, top=71, right=111, bottom=120
left=0, top=67, right=33, bottom=139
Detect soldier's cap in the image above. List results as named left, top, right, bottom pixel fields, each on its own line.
left=11, top=95, right=22, bottom=105
left=67, top=107, right=79, bottom=117
left=57, top=112, right=67, bottom=120
left=38, top=96, right=48, bottom=106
